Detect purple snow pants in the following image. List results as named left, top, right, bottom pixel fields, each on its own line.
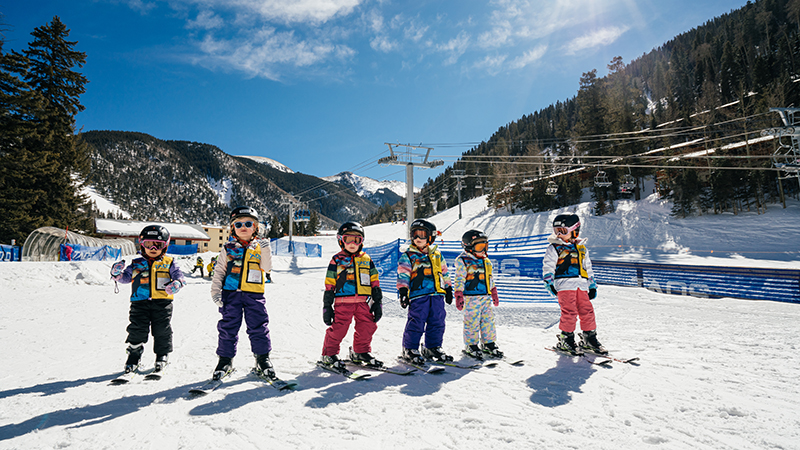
left=402, top=294, right=446, bottom=350
left=216, top=290, right=272, bottom=358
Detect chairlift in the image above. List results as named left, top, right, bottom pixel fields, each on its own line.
left=546, top=180, right=559, bottom=196
left=293, top=204, right=311, bottom=222
left=594, top=170, right=612, bottom=188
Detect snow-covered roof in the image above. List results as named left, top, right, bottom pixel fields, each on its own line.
left=95, top=219, right=210, bottom=240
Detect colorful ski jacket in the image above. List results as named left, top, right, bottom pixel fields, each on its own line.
left=118, top=255, right=185, bottom=301
left=453, top=251, right=494, bottom=296
left=211, top=237, right=272, bottom=297
left=397, top=244, right=451, bottom=299
left=324, top=250, right=380, bottom=302
left=542, top=235, right=594, bottom=291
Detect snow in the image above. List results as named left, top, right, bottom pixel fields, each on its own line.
left=236, top=155, right=295, bottom=173
left=207, top=176, right=234, bottom=207
left=323, top=171, right=417, bottom=198
left=1, top=194, right=799, bottom=449
left=95, top=219, right=209, bottom=240
left=82, top=185, right=132, bottom=219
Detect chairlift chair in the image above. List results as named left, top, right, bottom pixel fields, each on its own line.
left=594, top=171, right=612, bottom=188
left=546, top=181, right=558, bottom=196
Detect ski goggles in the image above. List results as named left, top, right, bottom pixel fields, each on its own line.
left=339, top=234, right=363, bottom=245
left=141, top=240, right=167, bottom=250
left=472, top=241, right=488, bottom=253
left=411, top=230, right=431, bottom=241
left=233, top=220, right=255, bottom=229
left=554, top=222, right=580, bottom=237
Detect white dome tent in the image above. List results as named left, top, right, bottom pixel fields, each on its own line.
left=21, top=227, right=136, bottom=262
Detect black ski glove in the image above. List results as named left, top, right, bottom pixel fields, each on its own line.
left=588, top=288, right=597, bottom=300
left=398, top=287, right=409, bottom=309
left=323, top=290, right=335, bottom=326
left=370, top=298, right=382, bottom=323
left=371, top=286, right=383, bottom=303
left=444, top=286, right=453, bottom=305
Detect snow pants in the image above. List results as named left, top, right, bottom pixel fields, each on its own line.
left=403, top=294, right=446, bottom=350
left=126, top=299, right=173, bottom=355
left=216, top=290, right=271, bottom=358
left=557, top=289, right=596, bottom=332
left=462, top=294, right=497, bottom=346
left=322, top=302, right=377, bottom=356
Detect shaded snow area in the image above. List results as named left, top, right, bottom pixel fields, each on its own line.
left=82, top=185, right=131, bottom=219
left=1, top=194, right=799, bottom=449
left=207, top=176, right=234, bottom=207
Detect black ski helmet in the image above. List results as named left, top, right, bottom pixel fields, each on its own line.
left=410, top=219, right=437, bottom=245
left=462, top=229, right=488, bottom=254
left=552, top=213, right=580, bottom=238
left=337, top=221, right=365, bottom=251
left=138, top=224, right=170, bottom=256
left=230, top=206, right=259, bottom=224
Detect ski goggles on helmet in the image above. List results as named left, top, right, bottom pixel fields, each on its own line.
left=411, top=230, right=431, bottom=241
left=554, top=222, right=580, bottom=237
left=339, top=234, right=363, bottom=245
left=472, top=241, right=488, bottom=253
left=233, top=220, right=255, bottom=229
left=141, top=240, right=167, bottom=250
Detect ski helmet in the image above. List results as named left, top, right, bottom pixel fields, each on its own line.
left=410, top=219, right=437, bottom=245
left=138, top=224, right=170, bottom=256
left=337, top=221, right=365, bottom=251
left=230, top=206, right=259, bottom=224
left=552, top=214, right=580, bottom=239
left=462, top=229, right=488, bottom=254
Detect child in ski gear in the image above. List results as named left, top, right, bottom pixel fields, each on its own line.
left=454, top=230, right=503, bottom=359
left=319, top=222, right=383, bottom=370
left=191, top=256, right=205, bottom=276
left=206, top=256, right=216, bottom=278
left=111, top=224, right=186, bottom=373
left=542, top=214, right=606, bottom=355
left=210, top=206, right=275, bottom=380
left=397, top=219, right=454, bottom=364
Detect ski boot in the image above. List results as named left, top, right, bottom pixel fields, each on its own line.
left=422, top=346, right=454, bottom=362
left=254, top=353, right=276, bottom=378
left=579, top=330, right=608, bottom=355
left=463, top=344, right=484, bottom=360
left=124, top=343, right=144, bottom=373
left=212, top=356, right=233, bottom=381
left=154, top=354, right=169, bottom=372
left=481, top=341, right=504, bottom=358
left=349, top=348, right=383, bottom=368
left=556, top=331, right=580, bottom=355
left=401, top=347, right=425, bottom=365
left=319, top=354, right=346, bottom=371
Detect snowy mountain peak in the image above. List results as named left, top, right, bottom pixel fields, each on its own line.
left=236, top=155, right=294, bottom=174
left=323, top=171, right=417, bottom=199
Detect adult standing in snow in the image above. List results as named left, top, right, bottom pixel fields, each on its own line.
left=542, top=214, right=607, bottom=355
left=209, top=206, right=275, bottom=380
left=398, top=219, right=455, bottom=364
left=110, top=225, right=186, bottom=374
left=318, top=222, right=383, bottom=370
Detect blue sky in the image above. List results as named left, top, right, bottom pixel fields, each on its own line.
left=3, top=0, right=748, bottom=185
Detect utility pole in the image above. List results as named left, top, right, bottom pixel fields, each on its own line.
left=378, top=143, right=444, bottom=236
left=452, top=169, right=466, bottom=219
left=279, top=196, right=301, bottom=252
left=763, top=108, right=800, bottom=206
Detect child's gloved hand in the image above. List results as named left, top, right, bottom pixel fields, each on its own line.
left=323, top=290, right=335, bottom=325
left=110, top=260, right=125, bottom=277
left=543, top=273, right=557, bottom=296
left=369, top=298, right=382, bottom=323
left=212, top=293, right=223, bottom=308
left=444, top=286, right=453, bottom=305
left=588, top=277, right=597, bottom=300
left=490, top=286, right=499, bottom=306
left=454, top=290, right=465, bottom=311
left=398, top=288, right=409, bottom=309
left=164, top=280, right=184, bottom=296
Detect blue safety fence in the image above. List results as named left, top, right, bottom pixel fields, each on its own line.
left=59, top=243, right=122, bottom=261
left=166, top=244, right=198, bottom=255
left=271, top=239, right=323, bottom=258
left=593, top=261, right=800, bottom=304
left=0, top=244, right=21, bottom=261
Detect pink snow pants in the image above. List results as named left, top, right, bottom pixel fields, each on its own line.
left=322, top=302, right=377, bottom=356
left=557, top=289, right=596, bottom=332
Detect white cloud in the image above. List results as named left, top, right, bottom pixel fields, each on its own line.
left=186, top=10, right=224, bottom=30
left=187, top=0, right=363, bottom=25
left=472, top=54, right=508, bottom=76
left=509, top=45, right=547, bottom=69
left=564, top=26, right=629, bottom=54
left=436, top=31, right=470, bottom=66
left=370, top=35, right=396, bottom=53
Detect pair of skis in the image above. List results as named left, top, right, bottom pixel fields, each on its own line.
left=110, top=363, right=169, bottom=384
left=188, top=367, right=297, bottom=396
left=545, top=347, right=640, bottom=365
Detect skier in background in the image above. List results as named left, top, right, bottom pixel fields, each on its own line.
left=542, top=213, right=607, bottom=355
left=454, top=229, right=504, bottom=359
left=191, top=256, right=205, bottom=277
left=397, top=219, right=454, bottom=364
left=206, top=256, right=217, bottom=278
left=110, top=225, right=186, bottom=374
left=318, top=222, right=383, bottom=370
left=209, top=206, right=275, bottom=381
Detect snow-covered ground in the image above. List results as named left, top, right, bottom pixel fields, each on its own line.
left=1, top=193, right=799, bottom=449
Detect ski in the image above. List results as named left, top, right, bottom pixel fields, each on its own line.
left=581, top=349, right=640, bottom=365
left=545, top=347, right=612, bottom=366
left=461, top=351, right=500, bottom=368
left=111, top=366, right=141, bottom=384
left=426, top=358, right=482, bottom=370
left=396, top=357, right=446, bottom=374
left=315, top=361, right=371, bottom=380
left=343, top=360, right=416, bottom=376
left=250, top=368, right=298, bottom=390
left=188, top=367, right=235, bottom=396
left=144, top=363, right=168, bottom=381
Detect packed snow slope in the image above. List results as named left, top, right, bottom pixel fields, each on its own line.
left=1, top=194, right=799, bottom=449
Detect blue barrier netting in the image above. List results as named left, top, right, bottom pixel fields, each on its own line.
left=271, top=239, right=322, bottom=258
left=166, top=244, right=199, bottom=255
left=60, top=243, right=122, bottom=261
left=0, top=244, right=21, bottom=261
